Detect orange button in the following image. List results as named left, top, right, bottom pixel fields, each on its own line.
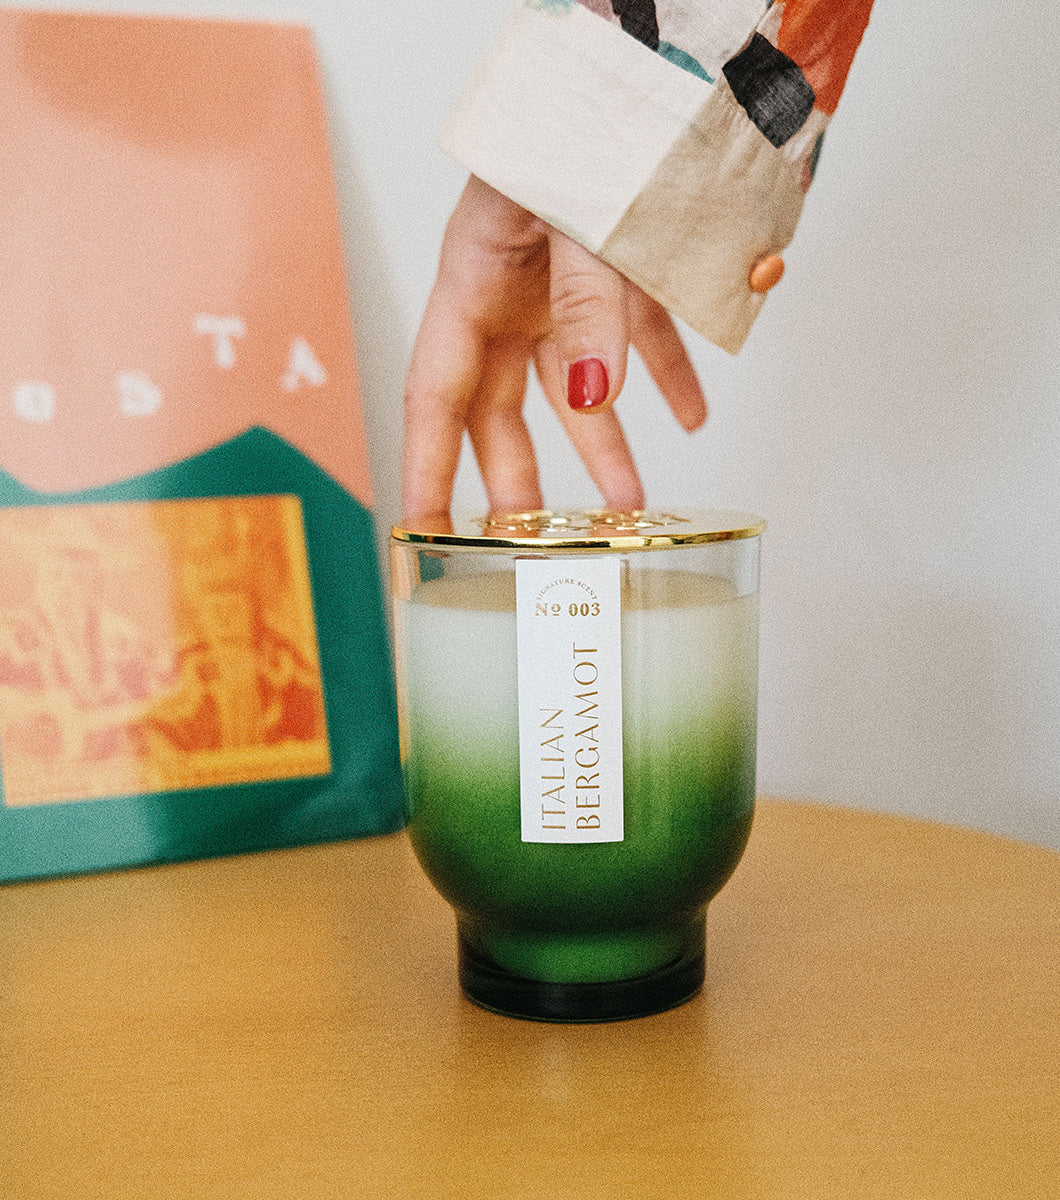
left=749, top=255, right=785, bottom=293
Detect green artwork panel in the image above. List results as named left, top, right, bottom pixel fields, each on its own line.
left=0, top=428, right=403, bottom=881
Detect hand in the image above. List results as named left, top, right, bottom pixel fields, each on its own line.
left=402, top=176, right=707, bottom=520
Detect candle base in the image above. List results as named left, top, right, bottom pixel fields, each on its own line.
left=457, top=928, right=706, bottom=1023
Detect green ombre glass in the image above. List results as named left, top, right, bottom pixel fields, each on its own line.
left=391, top=511, right=763, bottom=1022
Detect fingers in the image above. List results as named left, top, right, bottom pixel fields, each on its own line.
left=466, top=339, right=544, bottom=514
left=405, top=297, right=545, bottom=519
left=402, top=286, right=482, bottom=521
left=545, top=228, right=630, bottom=415
left=403, top=182, right=702, bottom=523
left=536, top=340, right=646, bottom=512
left=534, top=276, right=703, bottom=512
left=404, top=179, right=550, bottom=520
left=540, top=235, right=701, bottom=510
left=628, top=286, right=708, bottom=432
left=554, top=405, right=646, bottom=512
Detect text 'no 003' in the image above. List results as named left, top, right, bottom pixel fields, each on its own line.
left=9, top=316, right=328, bottom=423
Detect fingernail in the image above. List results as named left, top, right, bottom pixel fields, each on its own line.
left=567, top=357, right=609, bottom=411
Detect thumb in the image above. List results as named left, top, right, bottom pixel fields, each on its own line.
left=546, top=228, right=629, bottom=414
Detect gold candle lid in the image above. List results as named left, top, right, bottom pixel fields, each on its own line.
left=390, top=509, right=766, bottom=551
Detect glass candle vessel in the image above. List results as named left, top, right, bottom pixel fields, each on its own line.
left=390, top=510, right=764, bottom=1022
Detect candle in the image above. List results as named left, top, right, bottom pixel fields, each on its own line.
left=391, top=511, right=763, bottom=1021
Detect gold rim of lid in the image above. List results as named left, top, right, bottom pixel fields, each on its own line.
left=390, top=509, right=766, bottom=550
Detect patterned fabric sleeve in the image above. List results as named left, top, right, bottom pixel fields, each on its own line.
left=440, top=0, right=873, bottom=353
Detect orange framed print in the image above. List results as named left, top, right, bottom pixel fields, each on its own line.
left=0, top=496, right=331, bottom=808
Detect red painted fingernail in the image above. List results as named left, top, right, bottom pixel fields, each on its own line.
left=567, top=357, right=609, bottom=410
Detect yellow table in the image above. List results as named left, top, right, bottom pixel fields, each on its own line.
left=3, top=799, right=1058, bottom=1199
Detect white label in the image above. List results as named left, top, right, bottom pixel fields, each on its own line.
left=516, top=557, right=624, bottom=843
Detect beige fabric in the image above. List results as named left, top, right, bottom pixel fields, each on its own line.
left=440, top=0, right=827, bottom=352
left=440, top=1, right=709, bottom=252
left=601, top=80, right=812, bottom=352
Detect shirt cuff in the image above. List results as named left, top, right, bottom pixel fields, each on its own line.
left=440, top=0, right=825, bottom=353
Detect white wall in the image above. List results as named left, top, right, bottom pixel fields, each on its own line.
left=24, top=0, right=1060, bottom=847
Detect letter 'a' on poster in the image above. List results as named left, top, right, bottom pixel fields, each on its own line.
left=515, top=557, right=623, bottom=844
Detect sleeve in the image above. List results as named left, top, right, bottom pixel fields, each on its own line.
left=439, top=0, right=874, bottom=354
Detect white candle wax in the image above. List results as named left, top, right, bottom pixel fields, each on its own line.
left=400, top=567, right=757, bottom=765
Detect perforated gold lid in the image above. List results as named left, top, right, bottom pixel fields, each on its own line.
left=390, top=509, right=766, bottom=551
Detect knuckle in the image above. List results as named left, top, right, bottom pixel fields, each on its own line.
left=402, top=384, right=463, bottom=434
left=550, top=274, right=611, bottom=329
